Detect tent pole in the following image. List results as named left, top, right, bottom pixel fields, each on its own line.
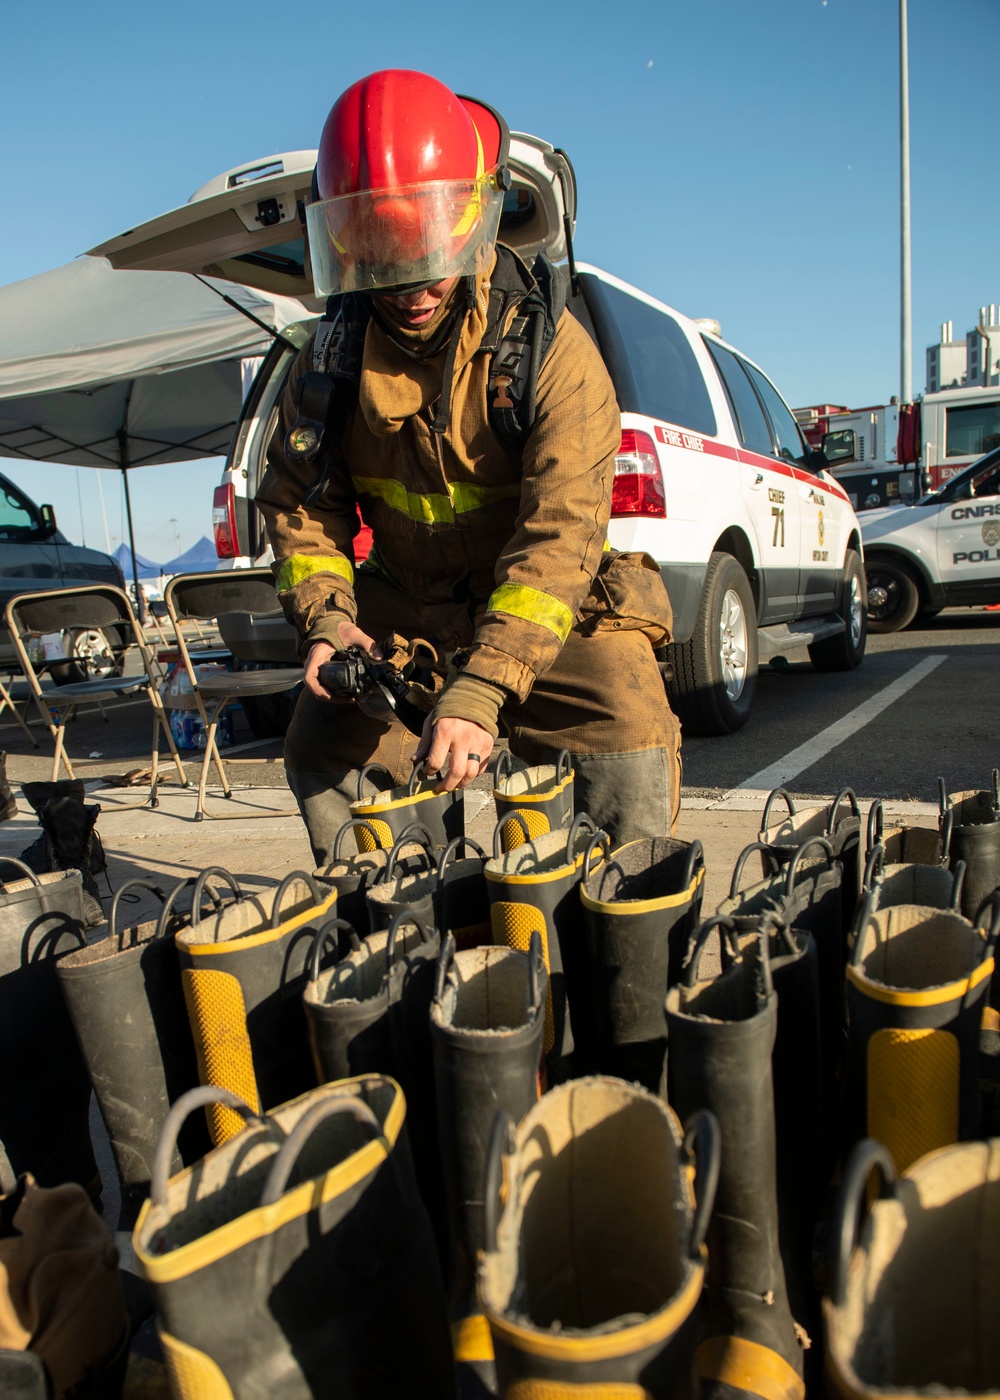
left=118, top=434, right=145, bottom=623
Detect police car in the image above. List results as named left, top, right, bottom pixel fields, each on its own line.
left=91, top=138, right=866, bottom=736
left=862, top=445, right=1000, bottom=631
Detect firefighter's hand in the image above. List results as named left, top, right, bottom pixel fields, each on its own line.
left=304, top=627, right=382, bottom=702
left=413, top=715, right=493, bottom=791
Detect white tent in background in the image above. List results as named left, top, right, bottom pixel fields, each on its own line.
left=0, top=256, right=303, bottom=609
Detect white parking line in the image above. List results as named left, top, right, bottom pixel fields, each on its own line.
left=717, top=653, right=948, bottom=802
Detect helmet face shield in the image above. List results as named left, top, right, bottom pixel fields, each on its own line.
left=307, top=175, right=503, bottom=296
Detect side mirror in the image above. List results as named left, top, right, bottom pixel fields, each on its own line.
left=39, top=504, right=58, bottom=537
left=821, top=429, right=857, bottom=466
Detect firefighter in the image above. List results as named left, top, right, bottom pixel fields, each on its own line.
left=256, top=68, right=681, bottom=866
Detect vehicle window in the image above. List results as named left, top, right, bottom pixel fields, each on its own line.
left=973, top=463, right=1000, bottom=496
left=0, top=482, right=40, bottom=540
left=706, top=342, right=774, bottom=457
left=741, top=363, right=809, bottom=466
left=945, top=401, right=1000, bottom=458
left=580, top=275, right=717, bottom=436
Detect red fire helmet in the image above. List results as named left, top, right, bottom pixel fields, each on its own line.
left=307, top=69, right=510, bottom=296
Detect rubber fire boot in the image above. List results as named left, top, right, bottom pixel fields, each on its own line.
left=579, top=833, right=705, bottom=1092
left=0, top=754, right=15, bottom=822
left=55, top=878, right=211, bottom=1230
left=478, top=1079, right=718, bottom=1398
left=665, top=918, right=806, bottom=1400
left=939, top=773, right=1000, bottom=921
left=430, top=935, right=546, bottom=1392
left=492, top=749, right=574, bottom=850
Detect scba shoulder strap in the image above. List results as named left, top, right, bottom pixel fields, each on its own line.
left=284, top=248, right=566, bottom=495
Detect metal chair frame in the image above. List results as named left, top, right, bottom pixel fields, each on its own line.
left=4, top=584, right=189, bottom=802
left=162, top=569, right=303, bottom=821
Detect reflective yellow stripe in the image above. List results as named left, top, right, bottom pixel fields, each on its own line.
left=275, top=554, right=354, bottom=592
left=452, top=1313, right=494, bottom=1363
left=696, top=1336, right=805, bottom=1400
left=353, top=475, right=519, bottom=524
left=160, top=1331, right=235, bottom=1400
left=487, top=583, right=574, bottom=643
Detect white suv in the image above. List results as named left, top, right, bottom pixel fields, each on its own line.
left=92, top=137, right=865, bottom=735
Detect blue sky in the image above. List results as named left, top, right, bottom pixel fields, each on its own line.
left=1, top=0, right=996, bottom=559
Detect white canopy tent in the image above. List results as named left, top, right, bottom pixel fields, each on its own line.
left=0, top=256, right=304, bottom=609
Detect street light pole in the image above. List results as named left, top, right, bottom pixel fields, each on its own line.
left=900, top=0, right=913, bottom=405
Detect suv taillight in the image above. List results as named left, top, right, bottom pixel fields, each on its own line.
left=611, top=429, right=666, bottom=517
left=212, top=483, right=239, bottom=558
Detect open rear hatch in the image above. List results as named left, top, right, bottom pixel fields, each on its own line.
left=90, top=134, right=576, bottom=312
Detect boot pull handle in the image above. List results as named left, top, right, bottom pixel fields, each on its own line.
left=768, top=914, right=800, bottom=960
left=493, top=811, right=531, bottom=859
left=308, top=918, right=358, bottom=983
left=378, top=824, right=436, bottom=884
left=993, top=767, right=1000, bottom=814
left=850, top=889, right=879, bottom=967
left=0, top=856, right=42, bottom=887
left=566, top=812, right=598, bottom=865
left=189, top=867, right=243, bottom=925
left=682, top=1109, right=720, bottom=1260
left=681, top=839, right=705, bottom=894
left=385, top=907, right=433, bottom=968
left=332, top=817, right=385, bottom=860
left=937, top=776, right=949, bottom=819
left=259, top=1097, right=382, bottom=1208
left=582, top=830, right=611, bottom=884
left=483, top=1111, right=517, bottom=1252
left=866, top=799, right=885, bottom=856
left=827, top=787, right=860, bottom=832
left=940, top=806, right=954, bottom=863
left=555, top=748, right=573, bottom=782
left=355, top=763, right=396, bottom=803
left=861, top=843, right=886, bottom=894
left=973, top=890, right=1000, bottom=959
left=830, top=1139, right=896, bottom=1308
left=436, top=836, right=486, bottom=881
left=728, top=841, right=780, bottom=899
left=154, top=874, right=229, bottom=942
left=109, top=879, right=165, bottom=948
left=492, top=749, right=514, bottom=788
left=270, top=871, right=322, bottom=929
left=950, top=860, right=966, bottom=912
left=151, top=1086, right=264, bottom=1207
left=760, top=787, right=796, bottom=829
left=784, top=835, right=836, bottom=897
left=434, top=933, right=457, bottom=1005
left=685, top=915, right=742, bottom=988
left=528, top=929, right=543, bottom=1015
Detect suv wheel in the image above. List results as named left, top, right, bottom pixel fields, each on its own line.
left=50, top=628, right=125, bottom=686
left=865, top=555, right=921, bottom=633
left=667, top=551, right=758, bottom=735
left=809, top=549, right=868, bottom=670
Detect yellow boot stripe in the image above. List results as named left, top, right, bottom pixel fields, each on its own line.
left=501, top=808, right=551, bottom=850
left=181, top=968, right=261, bottom=1145
left=159, top=1329, right=235, bottom=1400
left=452, top=1314, right=494, bottom=1363
left=697, top=1337, right=805, bottom=1400
left=275, top=554, right=353, bottom=591
left=486, top=583, right=574, bottom=643
left=867, top=1027, right=959, bottom=1174
left=353, top=817, right=393, bottom=852
left=983, top=1005, right=1000, bottom=1033
left=491, top=901, right=554, bottom=1051
left=508, top=1383, right=649, bottom=1398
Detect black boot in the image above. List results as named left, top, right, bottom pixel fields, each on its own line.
left=939, top=772, right=1000, bottom=921
left=38, top=796, right=105, bottom=927
left=665, top=917, right=807, bottom=1400
left=0, top=753, right=15, bottom=822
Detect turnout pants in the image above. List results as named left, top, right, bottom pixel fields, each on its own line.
left=286, top=571, right=682, bottom=865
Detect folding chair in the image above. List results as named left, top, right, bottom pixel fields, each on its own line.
left=4, top=584, right=189, bottom=802
left=162, top=570, right=303, bottom=821
left=0, top=670, right=38, bottom=747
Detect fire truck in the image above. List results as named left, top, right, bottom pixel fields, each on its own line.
left=794, top=385, right=1000, bottom=510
